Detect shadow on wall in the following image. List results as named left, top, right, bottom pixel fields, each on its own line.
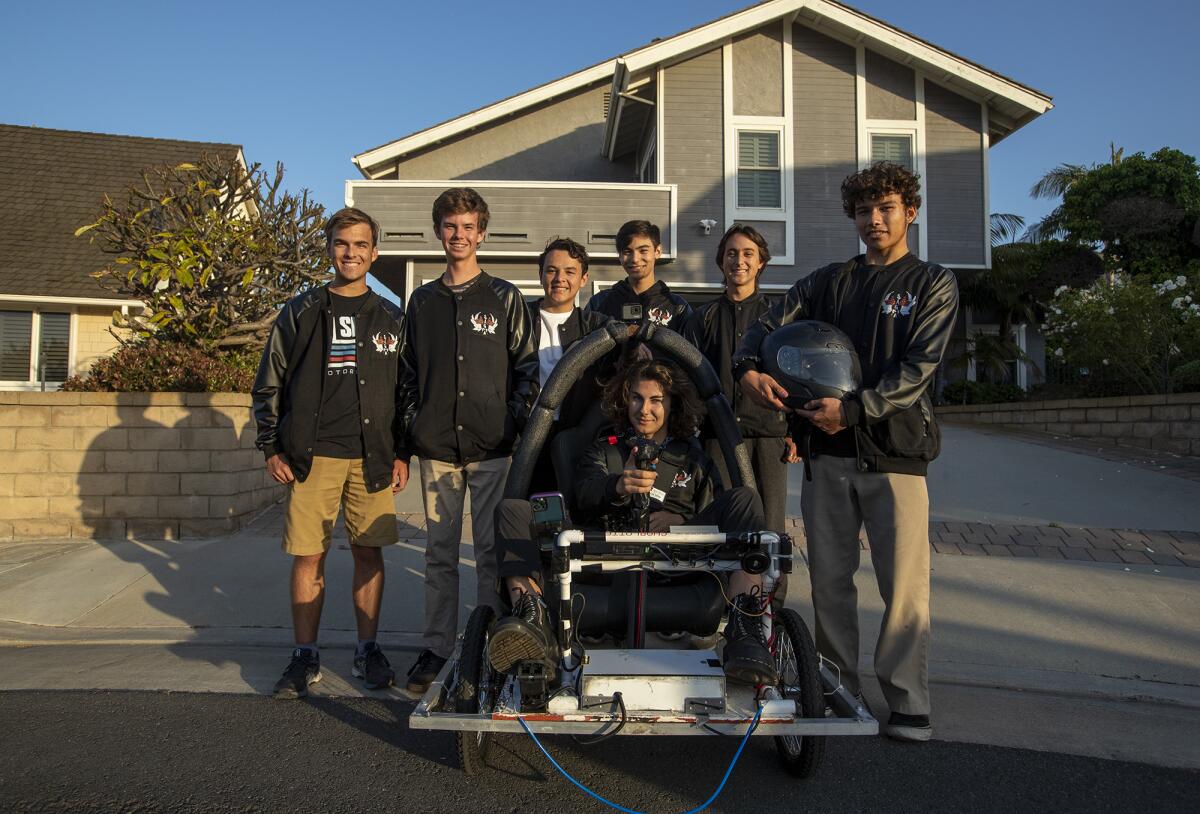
left=74, top=397, right=273, bottom=541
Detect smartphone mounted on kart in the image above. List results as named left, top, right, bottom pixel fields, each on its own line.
left=530, top=492, right=570, bottom=538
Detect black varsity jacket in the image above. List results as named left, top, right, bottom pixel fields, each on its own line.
left=252, top=285, right=405, bottom=491
left=573, top=433, right=719, bottom=524
left=733, top=254, right=959, bottom=475
left=682, top=291, right=788, bottom=439
left=584, top=278, right=692, bottom=332
left=398, top=271, right=538, bottom=464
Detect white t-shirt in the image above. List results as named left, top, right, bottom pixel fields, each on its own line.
left=538, top=308, right=572, bottom=419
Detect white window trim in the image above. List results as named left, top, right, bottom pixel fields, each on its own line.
left=0, top=305, right=77, bottom=391
left=732, top=124, right=787, bottom=215
left=721, top=21, right=795, bottom=266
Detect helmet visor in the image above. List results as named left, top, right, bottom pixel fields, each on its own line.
left=775, top=345, right=860, bottom=393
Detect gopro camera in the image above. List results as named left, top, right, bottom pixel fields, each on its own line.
left=620, top=303, right=643, bottom=322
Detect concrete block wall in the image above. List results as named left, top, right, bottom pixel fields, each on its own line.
left=0, top=392, right=282, bottom=540
left=938, top=392, right=1200, bottom=456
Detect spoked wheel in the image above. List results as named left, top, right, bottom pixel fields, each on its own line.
left=771, top=608, right=826, bottom=778
left=455, top=605, right=499, bottom=775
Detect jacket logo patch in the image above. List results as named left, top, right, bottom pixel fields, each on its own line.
left=671, top=471, right=692, bottom=489
left=881, top=290, right=918, bottom=317
left=647, top=306, right=673, bottom=326
left=470, top=312, right=499, bottom=335
left=371, top=332, right=398, bottom=354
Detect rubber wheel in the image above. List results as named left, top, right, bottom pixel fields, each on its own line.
left=772, top=608, right=826, bottom=778
left=455, top=605, right=498, bottom=775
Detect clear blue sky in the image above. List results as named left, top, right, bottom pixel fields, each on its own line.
left=3, top=0, right=1196, bottom=238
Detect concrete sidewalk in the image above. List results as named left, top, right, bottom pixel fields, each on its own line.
left=0, top=503, right=1198, bottom=770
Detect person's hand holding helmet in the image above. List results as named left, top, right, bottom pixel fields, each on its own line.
left=740, top=369, right=791, bottom=412
left=796, top=398, right=848, bottom=435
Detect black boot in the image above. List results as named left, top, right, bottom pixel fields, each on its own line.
left=721, top=593, right=779, bottom=685
left=489, top=592, right=560, bottom=674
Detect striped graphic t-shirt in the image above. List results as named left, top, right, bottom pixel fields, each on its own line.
left=327, top=314, right=358, bottom=373
left=315, top=291, right=368, bottom=458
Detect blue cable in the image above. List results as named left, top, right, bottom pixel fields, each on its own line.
left=517, top=703, right=765, bottom=814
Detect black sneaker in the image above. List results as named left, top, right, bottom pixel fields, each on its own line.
left=721, top=593, right=779, bottom=685
left=405, top=649, right=447, bottom=694
left=488, top=592, right=559, bottom=674
left=352, top=643, right=395, bottom=690
left=885, top=712, right=933, bottom=742
left=272, top=648, right=321, bottom=700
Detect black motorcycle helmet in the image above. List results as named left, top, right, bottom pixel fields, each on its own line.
left=760, top=320, right=862, bottom=408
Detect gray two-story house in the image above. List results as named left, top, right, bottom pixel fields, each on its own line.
left=347, top=0, right=1052, bottom=384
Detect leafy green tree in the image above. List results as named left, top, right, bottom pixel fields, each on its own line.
left=1024, top=143, right=1124, bottom=243
left=1058, top=147, right=1200, bottom=277
left=954, top=215, right=1103, bottom=388
left=77, top=154, right=328, bottom=349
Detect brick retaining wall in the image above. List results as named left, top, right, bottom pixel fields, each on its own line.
left=0, top=392, right=281, bottom=540
left=938, top=392, right=1200, bottom=456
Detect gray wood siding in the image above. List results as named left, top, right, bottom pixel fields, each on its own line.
left=792, top=23, right=859, bottom=271
left=394, top=85, right=634, bottom=183
left=663, top=48, right=725, bottom=283
left=865, top=50, right=916, bottom=120
left=733, top=25, right=783, bottom=117
left=350, top=184, right=673, bottom=261
left=924, top=81, right=986, bottom=266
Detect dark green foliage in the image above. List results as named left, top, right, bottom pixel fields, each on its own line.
left=941, top=380, right=1027, bottom=405
left=61, top=339, right=258, bottom=392
left=1058, top=148, right=1200, bottom=276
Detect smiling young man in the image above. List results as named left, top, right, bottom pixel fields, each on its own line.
left=734, top=162, right=959, bottom=742
left=253, top=207, right=408, bottom=699
left=584, top=220, right=691, bottom=331
left=398, top=188, right=538, bottom=694
left=488, top=359, right=778, bottom=687
left=527, top=237, right=612, bottom=490
left=683, top=224, right=792, bottom=534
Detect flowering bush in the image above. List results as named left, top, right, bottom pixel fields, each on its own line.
left=1043, top=266, right=1200, bottom=394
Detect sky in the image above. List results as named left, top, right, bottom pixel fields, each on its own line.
left=3, top=0, right=1197, bottom=239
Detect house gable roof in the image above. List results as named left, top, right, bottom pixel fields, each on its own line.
left=353, top=0, right=1052, bottom=176
left=0, top=124, right=243, bottom=301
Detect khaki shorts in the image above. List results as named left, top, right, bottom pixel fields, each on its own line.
left=282, top=456, right=398, bottom=556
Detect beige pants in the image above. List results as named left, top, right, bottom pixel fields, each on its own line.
left=282, top=456, right=398, bottom=555
left=801, top=455, right=931, bottom=716
left=418, top=456, right=509, bottom=658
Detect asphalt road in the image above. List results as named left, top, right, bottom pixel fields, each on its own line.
left=2, top=691, right=1195, bottom=814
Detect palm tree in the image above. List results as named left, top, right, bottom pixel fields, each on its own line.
left=1023, top=144, right=1124, bottom=243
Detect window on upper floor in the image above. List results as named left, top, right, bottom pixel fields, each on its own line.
left=0, top=309, right=71, bottom=386
left=736, top=130, right=782, bottom=209
left=870, top=133, right=913, bottom=170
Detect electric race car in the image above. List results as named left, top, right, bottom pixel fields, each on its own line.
left=408, top=320, right=877, bottom=786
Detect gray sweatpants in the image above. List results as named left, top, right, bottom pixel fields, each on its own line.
left=418, top=456, right=509, bottom=658
left=800, top=455, right=931, bottom=716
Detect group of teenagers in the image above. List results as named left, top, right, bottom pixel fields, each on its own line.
left=251, top=159, right=959, bottom=743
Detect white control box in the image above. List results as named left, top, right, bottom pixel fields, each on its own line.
left=580, top=649, right=726, bottom=713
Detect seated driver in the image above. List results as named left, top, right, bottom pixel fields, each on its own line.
left=488, top=358, right=779, bottom=686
